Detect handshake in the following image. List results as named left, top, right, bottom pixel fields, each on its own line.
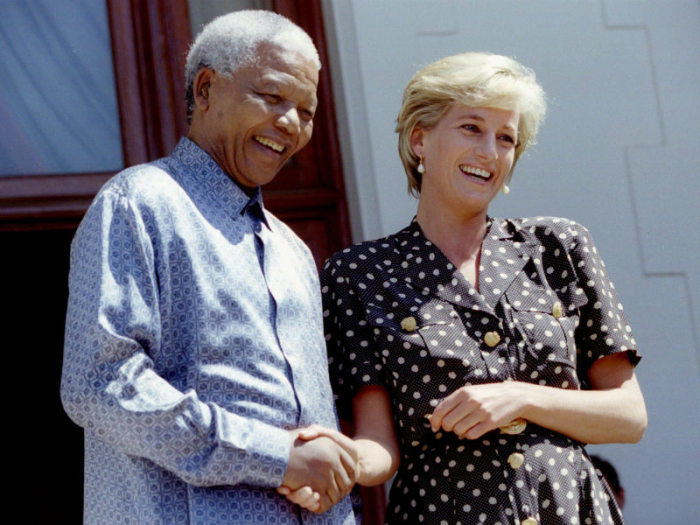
left=278, top=426, right=362, bottom=514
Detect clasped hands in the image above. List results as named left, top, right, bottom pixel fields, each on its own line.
left=279, top=426, right=360, bottom=514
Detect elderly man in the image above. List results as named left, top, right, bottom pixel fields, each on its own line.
left=61, top=10, right=355, bottom=525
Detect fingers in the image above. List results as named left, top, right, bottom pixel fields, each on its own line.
left=429, top=389, right=468, bottom=432
left=283, top=433, right=358, bottom=513
left=298, top=426, right=359, bottom=461
left=279, top=485, right=321, bottom=512
left=296, top=424, right=327, bottom=441
left=430, top=383, right=519, bottom=439
left=296, top=426, right=360, bottom=483
left=429, top=387, right=485, bottom=438
left=317, top=437, right=356, bottom=512
left=452, top=413, right=486, bottom=439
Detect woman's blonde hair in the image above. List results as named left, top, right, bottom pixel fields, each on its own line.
left=396, top=52, right=547, bottom=196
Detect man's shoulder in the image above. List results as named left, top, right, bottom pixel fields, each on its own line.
left=99, top=158, right=179, bottom=203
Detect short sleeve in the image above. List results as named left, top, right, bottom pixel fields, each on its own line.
left=567, top=223, right=641, bottom=376
left=321, top=255, right=386, bottom=421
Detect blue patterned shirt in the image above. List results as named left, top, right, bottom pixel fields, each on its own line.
left=61, top=138, right=355, bottom=525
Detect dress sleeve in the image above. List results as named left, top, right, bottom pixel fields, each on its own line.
left=60, top=187, right=290, bottom=488
left=566, top=222, right=641, bottom=378
left=321, top=255, right=386, bottom=422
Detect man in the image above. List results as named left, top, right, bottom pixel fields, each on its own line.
left=61, top=11, right=356, bottom=524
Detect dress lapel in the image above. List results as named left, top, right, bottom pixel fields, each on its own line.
left=393, top=221, right=490, bottom=312
left=478, top=218, right=540, bottom=310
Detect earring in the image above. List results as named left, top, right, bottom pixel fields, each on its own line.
left=501, top=184, right=510, bottom=194
left=200, top=86, right=209, bottom=99
left=417, top=156, right=425, bottom=174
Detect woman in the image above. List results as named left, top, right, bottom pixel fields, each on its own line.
left=283, top=52, right=646, bottom=524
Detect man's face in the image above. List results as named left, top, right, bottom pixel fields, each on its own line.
left=190, top=41, right=319, bottom=190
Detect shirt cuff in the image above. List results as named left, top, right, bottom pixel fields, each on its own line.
left=214, top=407, right=291, bottom=488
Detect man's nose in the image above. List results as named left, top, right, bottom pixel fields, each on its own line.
left=275, top=106, right=301, bottom=135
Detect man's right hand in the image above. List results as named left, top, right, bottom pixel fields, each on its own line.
left=281, top=428, right=359, bottom=513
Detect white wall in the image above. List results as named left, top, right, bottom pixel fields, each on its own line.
left=324, top=1, right=700, bottom=522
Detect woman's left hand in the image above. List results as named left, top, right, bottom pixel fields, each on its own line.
left=428, top=381, right=526, bottom=440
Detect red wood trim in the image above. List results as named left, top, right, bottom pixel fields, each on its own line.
left=107, top=0, right=150, bottom=165
left=109, top=0, right=191, bottom=163
left=269, top=0, right=352, bottom=249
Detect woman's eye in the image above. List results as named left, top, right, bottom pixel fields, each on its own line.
left=462, top=124, right=479, bottom=133
left=499, top=134, right=515, bottom=144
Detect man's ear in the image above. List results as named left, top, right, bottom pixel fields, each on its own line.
left=193, top=68, right=214, bottom=110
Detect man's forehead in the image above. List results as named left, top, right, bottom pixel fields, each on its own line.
left=250, top=45, right=318, bottom=87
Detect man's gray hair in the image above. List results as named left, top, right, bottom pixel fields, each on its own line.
left=184, top=10, right=320, bottom=123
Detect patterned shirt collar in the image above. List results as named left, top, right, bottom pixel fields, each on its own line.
left=170, top=137, right=271, bottom=230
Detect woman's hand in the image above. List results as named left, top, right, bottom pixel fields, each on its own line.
left=428, top=381, right=526, bottom=439
left=429, top=353, right=647, bottom=444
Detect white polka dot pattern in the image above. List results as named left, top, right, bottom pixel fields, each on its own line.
left=322, top=217, right=637, bottom=524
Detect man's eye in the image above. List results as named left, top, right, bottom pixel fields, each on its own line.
left=261, top=93, right=281, bottom=103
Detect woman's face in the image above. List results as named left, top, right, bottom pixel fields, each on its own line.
left=411, top=104, right=519, bottom=218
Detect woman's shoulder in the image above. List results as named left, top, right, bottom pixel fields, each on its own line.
left=323, top=225, right=413, bottom=272
left=503, top=216, right=593, bottom=246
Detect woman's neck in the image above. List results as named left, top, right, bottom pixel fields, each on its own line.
left=416, top=203, right=488, bottom=264
left=416, top=201, right=489, bottom=288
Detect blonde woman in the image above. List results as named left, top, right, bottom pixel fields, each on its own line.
left=282, top=52, right=646, bottom=525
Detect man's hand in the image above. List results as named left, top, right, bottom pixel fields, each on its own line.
left=281, top=427, right=359, bottom=513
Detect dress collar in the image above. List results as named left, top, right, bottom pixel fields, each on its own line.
left=391, top=217, right=538, bottom=312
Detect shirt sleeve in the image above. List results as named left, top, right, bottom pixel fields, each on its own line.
left=60, top=186, right=290, bottom=488
left=321, top=255, right=386, bottom=422
left=565, top=222, right=641, bottom=378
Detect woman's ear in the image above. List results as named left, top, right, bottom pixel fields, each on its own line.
left=410, top=126, right=424, bottom=158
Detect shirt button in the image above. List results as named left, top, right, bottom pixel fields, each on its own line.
left=552, top=301, right=563, bottom=318
left=508, top=452, right=525, bottom=469
left=484, top=331, right=501, bottom=347
left=499, top=418, right=528, bottom=435
left=400, top=316, right=417, bottom=332
left=522, top=518, right=538, bottom=525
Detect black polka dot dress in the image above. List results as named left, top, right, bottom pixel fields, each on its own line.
left=321, top=217, right=640, bottom=525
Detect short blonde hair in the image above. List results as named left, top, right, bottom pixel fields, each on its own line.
left=396, top=52, right=546, bottom=196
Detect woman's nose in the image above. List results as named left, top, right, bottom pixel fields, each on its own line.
left=475, top=134, right=497, bottom=160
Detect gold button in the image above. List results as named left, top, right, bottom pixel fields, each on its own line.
left=400, top=316, right=417, bottom=332
left=484, top=331, right=501, bottom=347
left=522, top=518, right=538, bottom=525
left=508, top=452, right=525, bottom=469
left=499, top=418, right=527, bottom=435
left=552, top=301, right=563, bottom=318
